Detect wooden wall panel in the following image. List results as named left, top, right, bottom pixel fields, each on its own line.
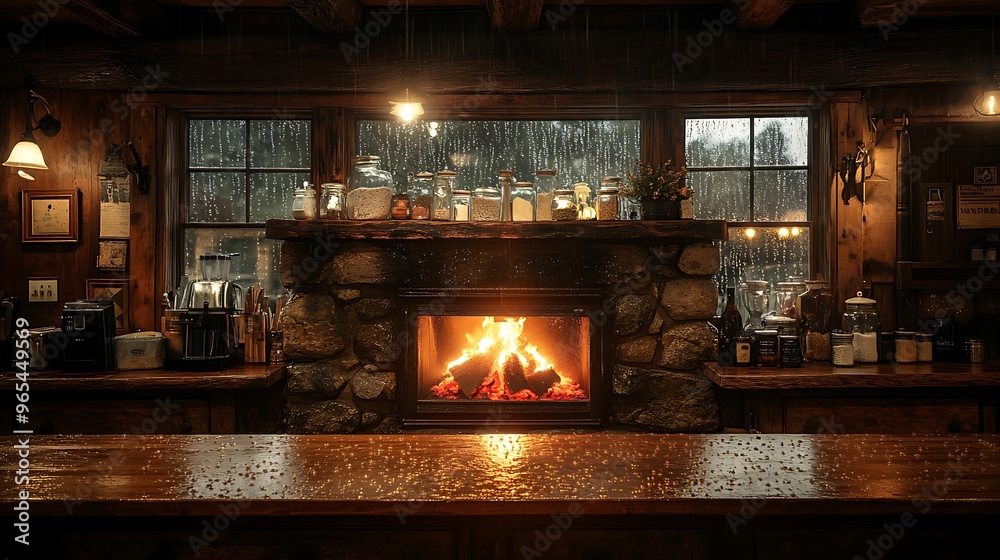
left=130, top=104, right=157, bottom=332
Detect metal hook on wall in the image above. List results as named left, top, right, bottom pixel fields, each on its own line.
left=104, top=141, right=152, bottom=195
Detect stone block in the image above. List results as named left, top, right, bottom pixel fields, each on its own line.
left=283, top=398, right=360, bottom=434
left=355, top=298, right=396, bottom=319
left=281, top=292, right=346, bottom=360
left=330, top=242, right=408, bottom=284
left=677, top=243, right=720, bottom=276
left=355, top=321, right=400, bottom=367
left=660, top=278, right=718, bottom=321
left=658, top=321, right=716, bottom=371
left=279, top=240, right=339, bottom=288
left=614, top=294, right=655, bottom=336
left=351, top=365, right=397, bottom=401
left=285, top=358, right=356, bottom=397
left=610, top=365, right=719, bottom=432
left=616, top=336, right=658, bottom=363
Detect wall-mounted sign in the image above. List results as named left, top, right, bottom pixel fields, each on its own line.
left=974, top=166, right=998, bottom=185
left=958, top=184, right=1000, bottom=229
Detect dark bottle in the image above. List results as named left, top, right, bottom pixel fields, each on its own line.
left=932, top=318, right=955, bottom=361
left=719, top=287, right=744, bottom=366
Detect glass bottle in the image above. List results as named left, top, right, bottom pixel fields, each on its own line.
left=409, top=172, right=434, bottom=220
left=347, top=156, right=393, bottom=219
left=390, top=180, right=410, bottom=220
left=432, top=170, right=457, bottom=220
left=551, top=189, right=578, bottom=221
left=291, top=181, right=317, bottom=220
left=534, top=169, right=557, bottom=221
left=800, top=280, right=833, bottom=361
left=842, top=294, right=880, bottom=363
left=719, top=287, right=744, bottom=366
left=597, top=177, right=621, bottom=221
left=510, top=181, right=536, bottom=221
left=574, top=182, right=595, bottom=220
left=498, top=170, right=516, bottom=221
left=932, top=318, right=955, bottom=361
left=319, top=183, right=346, bottom=219
left=471, top=186, right=502, bottom=221
left=451, top=189, right=471, bottom=221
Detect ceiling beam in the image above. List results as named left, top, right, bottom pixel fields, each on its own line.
left=733, top=0, right=796, bottom=30
left=287, top=0, right=364, bottom=33
left=488, top=0, right=544, bottom=32
left=857, top=0, right=1000, bottom=27
left=64, top=0, right=164, bottom=37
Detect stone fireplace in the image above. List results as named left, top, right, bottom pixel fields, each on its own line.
left=268, top=221, right=725, bottom=433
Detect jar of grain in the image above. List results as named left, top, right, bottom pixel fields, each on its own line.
left=510, top=181, right=536, bottom=221
left=842, top=294, right=880, bottom=363
left=831, top=332, right=855, bottom=367
left=894, top=330, right=917, bottom=363
left=916, top=332, right=933, bottom=362
left=597, top=178, right=620, bottom=221
left=347, top=156, right=393, bottom=220
left=433, top=170, right=457, bottom=220
left=291, top=182, right=317, bottom=220
left=471, top=186, right=502, bottom=221
left=551, top=189, right=578, bottom=221
left=408, top=172, right=434, bottom=220
left=800, top=280, right=833, bottom=361
left=534, top=170, right=557, bottom=221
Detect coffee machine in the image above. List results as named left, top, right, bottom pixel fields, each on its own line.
left=169, top=253, right=244, bottom=370
left=1, top=296, right=22, bottom=371
left=61, top=299, right=117, bottom=371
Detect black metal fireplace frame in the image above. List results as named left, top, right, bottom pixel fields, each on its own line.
left=398, top=288, right=608, bottom=429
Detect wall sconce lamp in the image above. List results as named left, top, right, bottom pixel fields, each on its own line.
left=3, top=77, right=61, bottom=180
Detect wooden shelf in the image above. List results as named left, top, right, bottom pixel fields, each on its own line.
left=265, top=219, right=728, bottom=242
left=896, top=260, right=1000, bottom=290
left=0, top=363, right=286, bottom=391
left=703, top=361, right=1000, bottom=390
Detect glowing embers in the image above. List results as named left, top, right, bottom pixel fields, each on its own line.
left=426, top=316, right=587, bottom=401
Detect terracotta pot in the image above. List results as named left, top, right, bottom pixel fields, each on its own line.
left=640, top=198, right=680, bottom=220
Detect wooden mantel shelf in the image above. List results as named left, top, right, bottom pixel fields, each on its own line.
left=265, top=219, right=728, bottom=241
left=0, top=363, right=286, bottom=391
left=703, top=361, right=1000, bottom=390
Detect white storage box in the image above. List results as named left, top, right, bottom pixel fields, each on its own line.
left=114, top=331, right=166, bottom=370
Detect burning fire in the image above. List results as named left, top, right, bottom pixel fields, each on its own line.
left=430, top=317, right=586, bottom=400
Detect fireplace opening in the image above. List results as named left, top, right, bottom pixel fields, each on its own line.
left=400, top=289, right=606, bottom=429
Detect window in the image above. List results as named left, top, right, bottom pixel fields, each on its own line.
left=355, top=119, right=640, bottom=191
left=685, top=116, right=811, bottom=291
left=183, top=118, right=312, bottom=297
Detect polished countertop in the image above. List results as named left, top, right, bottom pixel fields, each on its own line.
left=703, top=361, right=1000, bottom=389
left=0, top=363, right=286, bottom=390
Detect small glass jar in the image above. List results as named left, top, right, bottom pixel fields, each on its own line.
left=880, top=331, right=895, bottom=363
left=574, top=182, right=595, bottom=220
left=390, top=181, right=410, bottom=220
left=843, top=295, right=880, bottom=363
left=510, top=181, right=536, bottom=221
left=319, top=183, right=346, bottom=220
left=291, top=182, right=317, bottom=220
left=894, top=330, right=917, bottom=363
left=433, top=170, right=457, bottom=220
left=498, top=170, right=516, bottom=221
left=916, top=332, right=933, bottom=362
left=551, top=189, right=578, bottom=221
left=775, top=280, right=807, bottom=319
left=831, top=332, right=855, bottom=367
left=451, top=189, right=471, bottom=221
left=534, top=170, right=557, bottom=221
left=597, top=178, right=620, bottom=221
left=800, top=280, right=833, bottom=361
left=966, top=338, right=985, bottom=363
left=409, top=172, right=434, bottom=220
left=471, top=186, right=502, bottom=221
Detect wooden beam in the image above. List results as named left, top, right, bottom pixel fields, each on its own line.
left=488, top=0, right=543, bottom=32
left=287, top=0, right=364, bottom=33
left=64, top=0, right=164, bottom=37
left=858, top=0, right=1000, bottom=27
left=734, top=0, right=796, bottom=29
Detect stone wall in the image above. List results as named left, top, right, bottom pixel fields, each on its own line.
left=278, top=238, right=720, bottom=433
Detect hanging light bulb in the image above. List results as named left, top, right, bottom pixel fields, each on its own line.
left=791, top=227, right=801, bottom=236
left=778, top=227, right=790, bottom=238
left=390, top=90, right=424, bottom=123
left=745, top=227, right=756, bottom=240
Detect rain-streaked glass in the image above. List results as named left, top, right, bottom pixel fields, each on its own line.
left=356, top=120, right=640, bottom=189
left=685, top=118, right=751, bottom=168
left=249, top=172, right=311, bottom=222
left=690, top=171, right=751, bottom=221
left=187, top=172, right=246, bottom=222
left=720, top=227, right=811, bottom=291
left=753, top=169, right=809, bottom=222
left=754, top=117, right=808, bottom=166
left=184, top=228, right=282, bottom=298
left=189, top=120, right=247, bottom=168
left=250, top=120, right=312, bottom=169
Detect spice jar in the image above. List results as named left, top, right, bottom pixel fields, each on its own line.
left=498, top=170, right=516, bottom=221
left=347, top=156, right=393, bottom=220
left=472, top=186, right=502, bottom=221
left=551, top=189, right=578, bottom=221
left=451, top=190, right=471, bottom=221
left=319, top=183, right=346, bottom=219
left=800, top=280, right=833, bottom=361
left=432, top=170, right=457, bottom=220
left=390, top=181, right=410, bottom=220
left=409, top=172, right=434, bottom=220
left=534, top=170, right=557, bottom=221
left=754, top=329, right=779, bottom=367
left=894, top=330, right=917, bottom=363
left=779, top=335, right=802, bottom=368
left=291, top=182, right=317, bottom=220
left=831, top=332, right=855, bottom=367
left=510, top=181, right=536, bottom=221
left=880, top=331, right=895, bottom=363
left=843, top=294, right=880, bottom=363
left=916, top=332, right=933, bottom=362
left=597, top=177, right=621, bottom=221
left=966, top=338, right=985, bottom=362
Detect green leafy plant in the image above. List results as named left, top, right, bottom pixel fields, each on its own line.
left=622, top=159, right=690, bottom=202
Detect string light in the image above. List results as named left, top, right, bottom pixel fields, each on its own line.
left=745, top=228, right=756, bottom=240
left=778, top=227, right=790, bottom=238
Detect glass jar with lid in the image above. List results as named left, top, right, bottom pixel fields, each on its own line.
left=510, top=181, right=536, bottom=221
left=319, top=183, right=346, bottom=219
left=843, top=294, right=880, bottom=363
left=534, top=169, right=557, bottom=221
left=800, top=280, right=834, bottom=361
left=432, top=170, right=457, bottom=220
left=497, top=170, right=516, bottom=221
left=451, top=190, right=471, bottom=221
left=390, top=178, right=410, bottom=220
left=574, top=182, right=595, bottom=220
left=762, top=315, right=799, bottom=339
left=597, top=177, right=621, bottom=221
left=291, top=181, right=317, bottom=220
left=830, top=332, right=855, bottom=367
left=471, top=186, right=502, bottom=221
left=916, top=332, right=933, bottom=362
left=551, top=189, right=578, bottom=221
left=347, top=156, right=393, bottom=220
left=775, top=280, right=807, bottom=319
left=408, top=172, right=434, bottom=220
left=894, top=330, right=917, bottom=363
left=350, top=155, right=393, bottom=190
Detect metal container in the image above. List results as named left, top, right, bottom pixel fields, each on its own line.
left=115, top=331, right=166, bottom=370
left=754, top=329, right=779, bottom=367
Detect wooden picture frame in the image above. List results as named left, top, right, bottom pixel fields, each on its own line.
left=21, top=190, right=80, bottom=243
left=85, top=278, right=130, bottom=334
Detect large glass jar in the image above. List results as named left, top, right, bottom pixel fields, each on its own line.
left=347, top=156, right=393, bottom=220
left=551, top=189, right=578, bottom=221
left=574, top=182, right=595, bottom=220
left=775, top=280, right=807, bottom=319
left=350, top=156, right=393, bottom=190
left=433, top=170, right=457, bottom=220
left=843, top=295, right=880, bottom=363
left=831, top=332, right=855, bottom=367
left=800, top=280, right=833, bottom=361
left=408, top=172, right=434, bottom=220
left=472, top=186, right=502, bottom=221
left=534, top=170, right=557, bottom=221
left=319, top=183, right=346, bottom=219
left=291, top=182, right=317, bottom=220
left=451, top=189, right=471, bottom=221
left=497, top=170, right=516, bottom=221
left=740, top=280, right=771, bottom=330
left=597, top=178, right=620, bottom=221
left=510, top=181, right=536, bottom=221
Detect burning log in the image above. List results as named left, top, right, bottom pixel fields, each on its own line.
left=525, top=366, right=560, bottom=396
left=502, top=354, right=532, bottom=395
left=449, top=351, right=498, bottom=397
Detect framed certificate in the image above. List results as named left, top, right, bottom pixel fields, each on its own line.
left=21, top=190, right=80, bottom=243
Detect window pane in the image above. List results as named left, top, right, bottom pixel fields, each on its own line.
left=690, top=170, right=751, bottom=221
left=189, top=119, right=247, bottom=168
left=719, top=226, right=810, bottom=293
left=250, top=120, right=312, bottom=169
left=685, top=118, right=751, bottom=168
left=188, top=172, right=246, bottom=222
left=753, top=169, right=809, bottom=222
left=184, top=228, right=282, bottom=299
left=249, top=172, right=311, bottom=222
left=754, top=117, right=808, bottom=166
left=356, top=120, right=640, bottom=189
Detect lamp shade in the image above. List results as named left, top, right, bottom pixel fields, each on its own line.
left=390, top=100, right=424, bottom=123
left=3, top=138, right=48, bottom=170
left=974, top=88, right=1000, bottom=116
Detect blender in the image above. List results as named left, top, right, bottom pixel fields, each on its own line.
left=740, top=280, right=771, bottom=333
left=172, top=253, right=244, bottom=370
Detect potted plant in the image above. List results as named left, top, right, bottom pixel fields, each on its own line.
left=622, top=159, right=690, bottom=220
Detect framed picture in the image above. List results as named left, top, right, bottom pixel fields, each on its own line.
left=85, top=278, right=130, bottom=334
left=21, top=190, right=80, bottom=243
left=974, top=166, right=997, bottom=185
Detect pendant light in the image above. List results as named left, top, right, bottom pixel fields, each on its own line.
left=389, top=0, right=424, bottom=122
left=3, top=76, right=61, bottom=177
left=974, top=20, right=1000, bottom=116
